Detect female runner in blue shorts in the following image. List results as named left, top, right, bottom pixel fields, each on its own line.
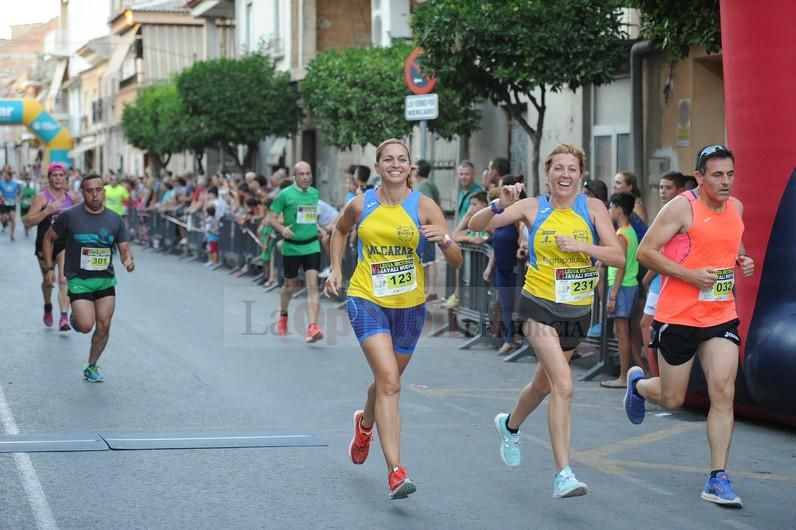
left=325, top=138, right=462, bottom=499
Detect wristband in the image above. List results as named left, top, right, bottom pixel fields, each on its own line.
left=438, top=234, right=453, bottom=250
left=490, top=199, right=505, bottom=215
left=41, top=266, right=54, bottom=273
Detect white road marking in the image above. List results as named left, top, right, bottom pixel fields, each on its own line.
left=104, top=434, right=311, bottom=442
left=0, top=384, right=58, bottom=530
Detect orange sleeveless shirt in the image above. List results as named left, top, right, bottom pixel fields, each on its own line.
left=656, top=191, right=744, bottom=327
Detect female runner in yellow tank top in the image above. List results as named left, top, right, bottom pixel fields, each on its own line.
left=470, top=144, right=625, bottom=498
left=325, top=139, right=462, bottom=500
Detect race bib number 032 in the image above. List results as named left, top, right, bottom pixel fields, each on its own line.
left=554, top=266, right=598, bottom=303
left=371, top=258, right=417, bottom=297
left=80, top=247, right=111, bottom=271
left=699, top=268, right=734, bottom=301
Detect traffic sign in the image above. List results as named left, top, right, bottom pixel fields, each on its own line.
left=405, top=94, right=439, bottom=121
left=404, top=48, right=437, bottom=95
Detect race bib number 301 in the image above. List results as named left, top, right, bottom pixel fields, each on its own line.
left=699, top=268, right=734, bottom=301
left=371, top=258, right=417, bottom=297
left=296, top=205, right=317, bottom=224
left=554, top=266, right=598, bottom=303
left=80, top=247, right=111, bottom=271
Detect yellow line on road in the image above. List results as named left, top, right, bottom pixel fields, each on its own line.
left=577, top=422, right=704, bottom=458
left=620, top=460, right=796, bottom=482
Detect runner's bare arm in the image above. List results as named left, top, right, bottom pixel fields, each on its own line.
left=638, top=196, right=715, bottom=288
left=469, top=185, right=535, bottom=231
left=419, top=195, right=462, bottom=269
left=23, top=193, right=56, bottom=228
left=118, top=241, right=135, bottom=272
left=42, top=227, right=57, bottom=269
left=325, top=196, right=363, bottom=297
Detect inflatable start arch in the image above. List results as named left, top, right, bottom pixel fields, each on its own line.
left=0, top=98, right=73, bottom=166
left=718, top=0, right=796, bottom=425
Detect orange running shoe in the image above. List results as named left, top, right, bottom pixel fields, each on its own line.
left=388, top=465, right=416, bottom=500
left=348, top=410, right=372, bottom=465
left=276, top=314, right=288, bottom=336
left=305, top=323, right=323, bottom=343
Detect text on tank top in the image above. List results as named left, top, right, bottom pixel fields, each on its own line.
left=524, top=194, right=598, bottom=306
left=346, top=189, right=426, bottom=309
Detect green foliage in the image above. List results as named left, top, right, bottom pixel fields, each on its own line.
left=411, top=0, right=628, bottom=186
left=176, top=54, right=303, bottom=163
left=300, top=41, right=481, bottom=150
left=412, top=0, right=627, bottom=103
left=626, top=0, right=721, bottom=62
left=121, top=83, right=185, bottom=166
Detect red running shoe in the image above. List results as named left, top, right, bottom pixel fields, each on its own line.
left=58, top=314, right=70, bottom=332
left=305, top=323, right=323, bottom=343
left=389, top=465, right=416, bottom=500
left=43, top=305, right=53, bottom=327
left=276, top=314, right=288, bottom=336
left=348, top=410, right=372, bottom=465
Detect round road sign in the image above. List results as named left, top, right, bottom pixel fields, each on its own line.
left=404, top=48, right=437, bottom=95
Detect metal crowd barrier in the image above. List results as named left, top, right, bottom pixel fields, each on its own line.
left=456, top=243, right=499, bottom=350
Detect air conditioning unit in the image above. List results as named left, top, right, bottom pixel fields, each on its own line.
left=371, top=0, right=410, bottom=47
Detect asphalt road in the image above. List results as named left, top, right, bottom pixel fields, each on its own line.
left=0, top=230, right=794, bottom=529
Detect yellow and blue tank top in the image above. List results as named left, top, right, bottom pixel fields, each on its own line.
left=524, top=194, right=598, bottom=306
left=347, top=189, right=426, bottom=308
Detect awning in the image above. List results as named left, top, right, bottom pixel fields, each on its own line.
left=68, top=138, right=104, bottom=159
left=48, top=59, right=68, bottom=100
left=191, top=0, right=234, bottom=19
left=103, top=29, right=138, bottom=79
left=267, top=138, right=287, bottom=165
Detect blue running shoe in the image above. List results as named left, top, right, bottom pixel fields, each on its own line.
left=624, top=366, right=646, bottom=424
left=553, top=467, right=588, bottom=498
left=701, top=473, right=742, bottom=507
left=83, top=363, right=104, bottom=383
left=493, top=413, right=520, bottom=467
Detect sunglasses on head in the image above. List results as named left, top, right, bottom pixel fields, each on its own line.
left=696, top=144, right=730, bottom=169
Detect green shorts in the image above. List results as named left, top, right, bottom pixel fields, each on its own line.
left=67, top=276, right=117, bottom=302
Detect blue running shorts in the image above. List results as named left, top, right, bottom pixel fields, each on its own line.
left=346, top=297, right=426, bottom=354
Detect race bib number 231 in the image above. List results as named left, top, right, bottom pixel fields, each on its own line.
left=554, top=266, right=598, bottom=303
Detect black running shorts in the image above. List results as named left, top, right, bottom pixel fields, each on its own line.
left=650, top=318, right=741, bottom=366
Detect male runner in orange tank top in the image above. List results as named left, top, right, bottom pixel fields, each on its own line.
left=624, top=145, right=755, bottom=507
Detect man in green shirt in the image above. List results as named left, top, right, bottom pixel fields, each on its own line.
left=456, top=160, right=483, bottom=222
left=104, top=172, right=130, bottom=218
left=269, top=161, right=323, bottom=343
left=20, top=175, right=36, bottom=237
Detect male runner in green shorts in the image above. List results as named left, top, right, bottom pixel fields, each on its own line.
left=269, top=161, right=323, bottom=342
left=43, top=174, right=135, bottom=382
left=19, top=175, right=36, bottom=237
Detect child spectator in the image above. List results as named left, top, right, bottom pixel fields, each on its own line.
left=204, top=204, right=220, bottom=267
left=444, top=192, right=490, bottom=309
left=601, top=192, right=643, bottom=388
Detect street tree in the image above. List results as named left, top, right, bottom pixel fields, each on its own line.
left=411, top=0, right=628, bottom=193
left=121, top=83, right=186, bottom=176
left=300, top=41, right=481, bottom=150
left=627, top=0, right=721, bottom=62
left=177, top=53, right=302, bottom=170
